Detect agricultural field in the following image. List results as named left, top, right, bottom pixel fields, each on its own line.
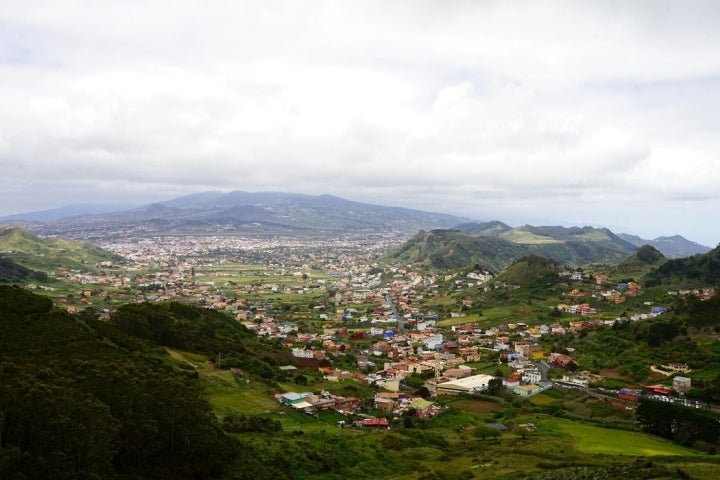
left=540, top=418, right=701, bottom=456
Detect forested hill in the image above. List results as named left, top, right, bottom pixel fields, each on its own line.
left=644, top=244, right=720, bottom=287
left=386, top=228, right=638, bottom=271
left=386, top=229, right=531, bottom=272
left=0, top=226, right=120, bottom=272
left=610, top=245, right=667, bottom=279
left=0, top=256, right=48, bottom=283
left=495, top=256, right=564, bottom=285
left=0, top=286, right=244, bottom=479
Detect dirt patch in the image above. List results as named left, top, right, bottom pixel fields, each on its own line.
left=599, top=368, right=633, bottom=381
left=454, top=399, right=504, bottom=414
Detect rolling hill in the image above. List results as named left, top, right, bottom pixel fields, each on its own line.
left=386, top=229, right=531, bottom=272
left=495, top=255, right=564, bottom=285
left=610, top=245, right=667, bottom=279
left=644, top=244, right=720, bottom=287
left=390, top=227, right=639, bottom=271
left=0, top=226, right=120, bottom=272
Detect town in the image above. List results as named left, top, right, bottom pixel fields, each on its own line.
left=19, top=232, right=717, bottom=422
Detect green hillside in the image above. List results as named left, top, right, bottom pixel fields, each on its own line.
left=611, top=244, right=667, bottom=279
left=0, top=285, right=236, bottom=479
left=3, top=285, right=720, bottom=479
left=496, top=255, right=564, bottom=285
left=0, top=256, right=48, bottom=283
left=387, top=228, right=638, bottom=271
left=0, top=226, right=119, bottom=272
left=386, top=229, right=531, bottom=271
left=644, top=245, right=720, bottom=287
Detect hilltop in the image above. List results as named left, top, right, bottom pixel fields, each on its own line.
left=388, top=227, right=638, bottom=271
left=611, top=245, right=667, bottom=279
left=495, top=255, right=564, bottom=285
left=0, top=226, right=120, bottom=272
left=387, top=229, right=531, bottom=272
left=644, top=244, right=720, bottom=287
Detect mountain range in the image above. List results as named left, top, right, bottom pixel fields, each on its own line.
left=3, top=191, right=469, bottom=239
left=455, top=221, right=710, bottom=259
left=0, top=192, right=711, bottom=257
left=617, top=233, right=711, bottom=258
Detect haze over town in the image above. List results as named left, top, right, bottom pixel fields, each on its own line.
left=2, top=1, right=720, bottom=245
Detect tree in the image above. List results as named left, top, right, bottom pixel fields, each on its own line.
left=487, top=377, right=504, bottom=395
left=474, top=425, right=501, bottom=441
left=516, top=427, right=531, bottom=440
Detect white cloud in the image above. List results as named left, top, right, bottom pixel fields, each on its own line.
left=1, top=0, right=720, bottom=244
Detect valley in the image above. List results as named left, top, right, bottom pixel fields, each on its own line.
left=2, top=215, right=720, bottom=479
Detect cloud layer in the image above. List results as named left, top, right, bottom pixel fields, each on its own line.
left=1, top=1, right=719, bottom=244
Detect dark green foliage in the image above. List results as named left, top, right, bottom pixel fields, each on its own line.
left=386, top=229, right=531, bottom=271
left=0, top=257, right=48, bottom=283
left=521, top=461, right=690, bottom=479
left=222, top=414, right=282, bottom=433
left=496, top=256, right=563, bottom=285
left=0, top=367, right=120, bottom=479
left=486, top=377, right=504, bottom=395
left=676, top=294, right=720, bottom=330
left=635, top=245, right=666, bottom=264
left=636, top=398, right=720, bottom=446
left=111, top=301, right=253, bottom=353
left=645, top=245, right=720, bottom=286
left=474, top=424, right=502, bottom=440
left=611, top=245, right=666, bottom=279
left=0, top=286, right=236, bottom=479
left=405, top=372, right=425, bottom=389
left=0, top=284, right=53, bottom=316
left=387, top=227, right=638, bottom=272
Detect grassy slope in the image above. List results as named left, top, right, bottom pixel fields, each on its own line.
left=541, top=418, right=700, bottom=456
left=0, top=226, right=118, bottom=272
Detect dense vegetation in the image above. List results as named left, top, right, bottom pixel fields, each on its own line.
left=388, top=229, right=530, bottom=271
left=637, top=398, right=720, bottom=447
left=0, top=256, right=48, bottom=283
left=110, top=301, right=288, bottom=378
left=5, top=230, right=720, bottom=479
left=0, top=227, right=120, bottom=272
left=645, top=245, right=720, bottom=286
left=387, top=228, right=638, bottom=271
left=0, top=286, right=236, bottom=479
left=496, top=256, right=563, bottom=285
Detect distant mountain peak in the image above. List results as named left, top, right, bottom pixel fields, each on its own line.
left=24, top=191, right=471, bottom=239
left=618, top=233, right=710, bottom=258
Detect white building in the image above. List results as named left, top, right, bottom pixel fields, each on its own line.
left=436, top=374, right=494, bottom=395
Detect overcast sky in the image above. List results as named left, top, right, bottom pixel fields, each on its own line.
left=1, top=1, right=719, bottom=245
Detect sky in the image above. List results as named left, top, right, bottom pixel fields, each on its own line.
left=1, top=1, right=720, bottom=246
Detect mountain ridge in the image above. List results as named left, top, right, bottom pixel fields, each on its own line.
left=18, top=191, right=471, bottom=239
left=2, top=193, right=712, bottom=249
left=617, top=233, right=711, bottom=258
left=387, top=227, right=639, bottom=270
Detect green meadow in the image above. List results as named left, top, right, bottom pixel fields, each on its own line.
left=541, top=418, right=701, bottom=456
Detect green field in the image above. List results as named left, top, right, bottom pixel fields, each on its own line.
left=438, top=304, right=547, bottom=327
left=541, top=418, right=701, bottom=456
